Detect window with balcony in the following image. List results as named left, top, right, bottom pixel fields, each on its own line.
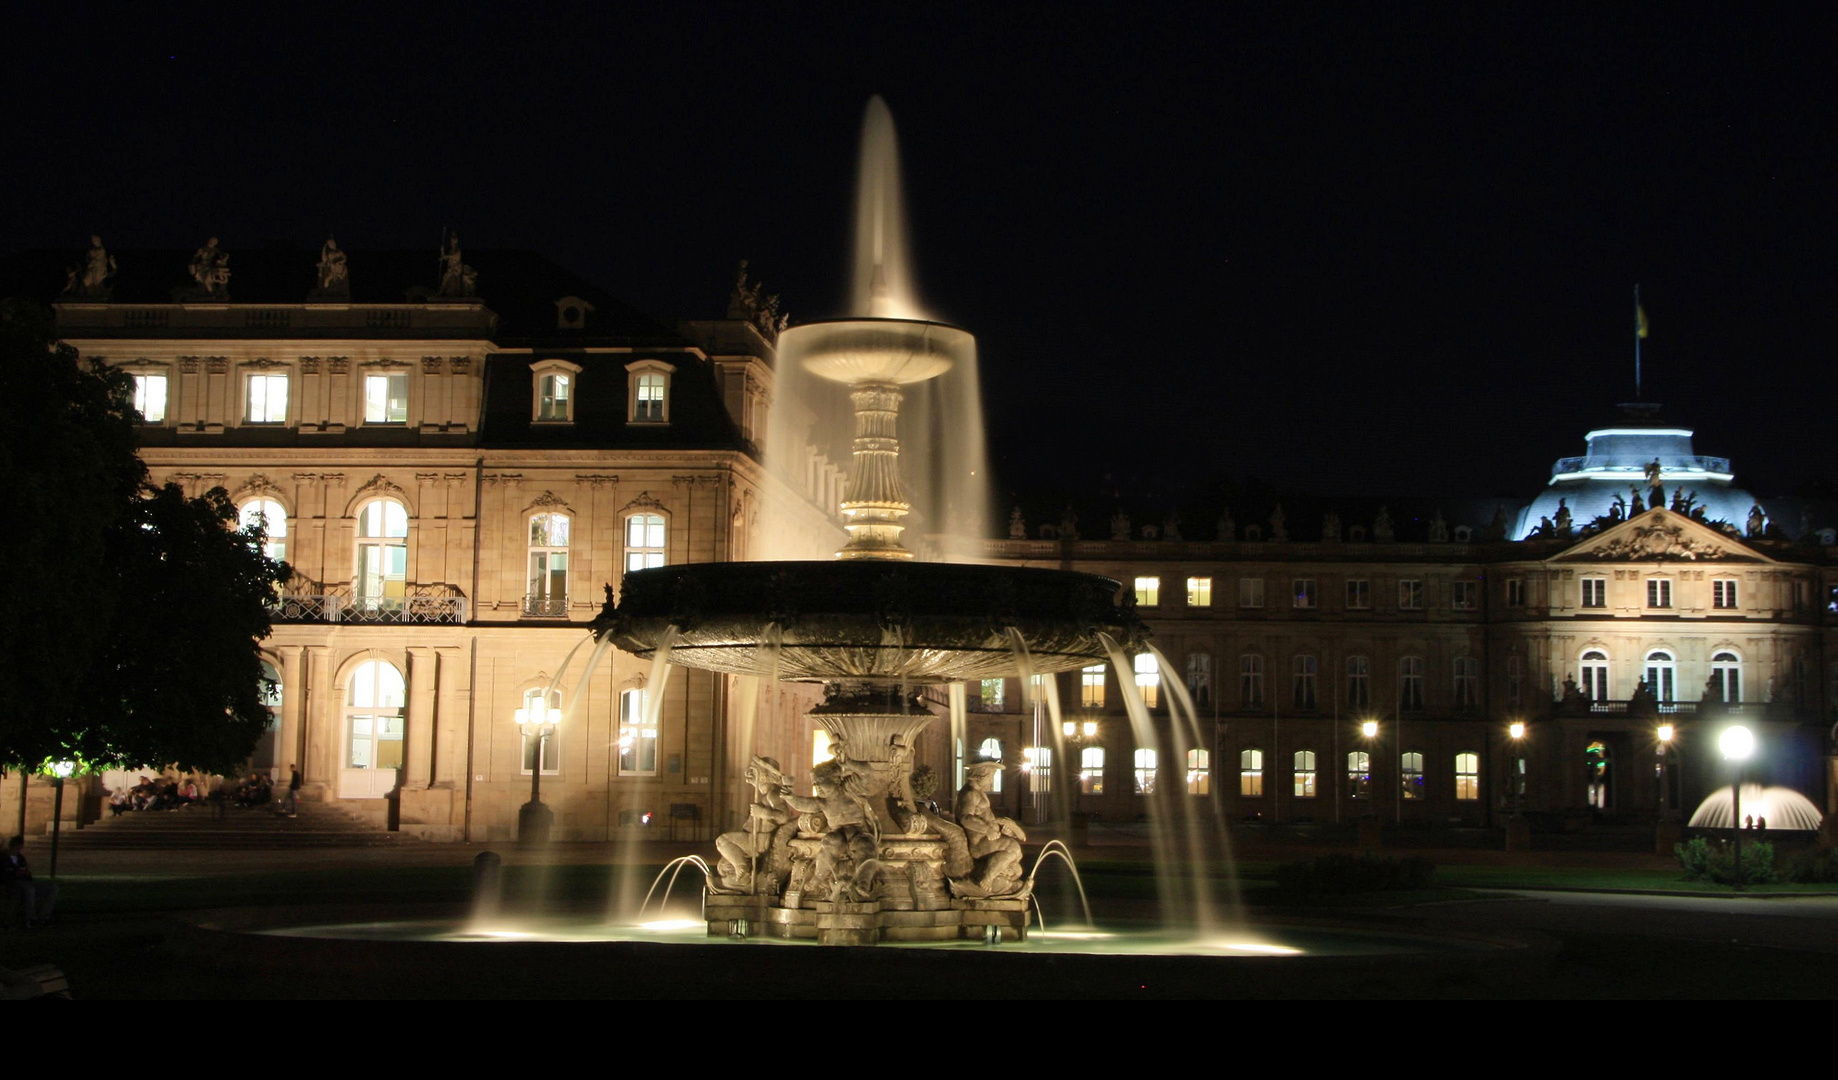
left=1345, top=578, right=1370, bottom=610
left=354, top=500, right=409, bottom=613
left=1239, top=654, right=1264, bottom=707
left=1398, top=579, right=1424, bottom=610
left=246, top=373, right=289, bottom=424
left=1238, top=577, right=1265, bottom=608
left=132, top=373, right=168, bottom=423
left=1186, top=748, right=1210, bottom=795
left=1080, top=664, right=1106, bottom=708
left=1239, top=748, right=1264, bottom=797
left=1293, top=750, right=1317, bottom=797
left=1292, top=654, right=1317, bottom=710
left=526, top=512, right=570, bottom=617
left=618, top=688, right=658, bottom=776
left=1581, top=649, right=1609, bottom=701
left=363, top=373, right=408, bottom=424
left=625, top=513, right=666, bottom=572
left=1135, top=576, right=1161, bottom=607
left=1713, top=578, right=1738, bottom=609
left=1187, top=576, right=1213, bottom=606
left=1398, top=656, right=1425, bottom=711
left=1710, top=651, right=1742, bottom=703
left=1582, top=577, right=1607, bottom=608
left=1644, top=650, right=1676, bottom=703
left=239, top=498, right=287, bottom=563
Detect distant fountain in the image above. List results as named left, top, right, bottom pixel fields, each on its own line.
left=1688, top=784, right=1824, bottom=831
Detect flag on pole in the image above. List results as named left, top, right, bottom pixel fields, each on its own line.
left=1636, top=301, right=1648, bottom=339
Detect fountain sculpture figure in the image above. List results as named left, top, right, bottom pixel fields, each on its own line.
left=597, top=97, right=1143, bottom=943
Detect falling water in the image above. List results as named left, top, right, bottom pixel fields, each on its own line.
left=1150, top=642, right=1243, bottom=929
left=1098, top=632, right=1189, bottom=932
left=851, top=96, right=920, bottom=320
left=1027, top=840, right=1095, bottom=930
left=638, top=855, right=717, bottom=919
left=948, top=682, right=968, bottom=794
left=610, top=627, right=680, bottom=921
left=1688, top=784, right=1825, bottom=831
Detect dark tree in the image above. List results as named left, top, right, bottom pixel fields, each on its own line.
left=0, top=299, right=287, bottom=772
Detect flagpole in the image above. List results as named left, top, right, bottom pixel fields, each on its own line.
left=1634, top=284, right=1643, bottom=400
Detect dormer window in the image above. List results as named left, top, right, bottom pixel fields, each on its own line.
left=625, top=359, right=675, bottom=425
left=530, top=359, right=582, bottom=424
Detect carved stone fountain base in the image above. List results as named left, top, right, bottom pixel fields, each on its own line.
left=706, top=893, right=1030, bottom=944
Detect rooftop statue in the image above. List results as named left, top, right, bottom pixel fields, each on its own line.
left=727, top=259, right=788, bottom=342
left=1216, top=508, right=1235, bottom=541
left=1007, top=506, right=1026, bottom=540
left=188, top=237, right=231, bottom=296
left=1373, top=506, right=1394, bottom=543
left=1269, top=504, right=1287, bottom=543
left=1058, top=505, right=1079, bottom=541
left=438, top=231, right=477, bottom=297
left=1428, top=510, right=1450, bottom=542
left=62, top=235, right=116, bottom=299
left=1321, top=511, right=1341, bottom=542
left=1164, top=512, right=1183, bottom=542
left=1748, top=504, right=1767, bottom=538
left=312, top=237, right=350, bottom=298
left=1553, top=499, right=1572, bottom=537
left=1629, top=486, right=1645, bottom=515
left=1110, top=510, right=1130, bottom=542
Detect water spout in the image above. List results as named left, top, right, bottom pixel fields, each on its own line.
left=851, top=95, right=921, bottom=320
left=1027, top=840, right=1095, bottom=930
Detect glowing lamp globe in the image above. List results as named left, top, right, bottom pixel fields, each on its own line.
left=1508, top=722, right=1526, bottom=740
left=1657, top=724, right=1674, bottom=743
left=1361, top=721, right=1379, bottom=739
left=1719, top=725, right=1755, bottom=761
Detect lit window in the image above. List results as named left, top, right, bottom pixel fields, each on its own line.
left=1644, top=650, right=1676, bottom=703
left=1401, top=752, right=1424, bottom=800
left=625, top=513, right=666, bottom=572
left=1186, top=748, right=1210, bottom=795
left=239, top=498, right=287, bottom=562
left=526, top=513, right=570, bottom=617
left=246, top=373, right=289, bottom=424
left=626, top=359, right=675, bottom=424
left=1506, top=578, right=1527, bottom=607
left=1186, top=576, right=1212, bottom=606
left=1453, top=581, right=1478, bottom=610
left=1080, top=664, right=1106, bottom=708
left=1239, top=654, right=1264, bottom=707
left=1345, top=578, right=1370, bottom=610
left=1345, top=655, right=1370, bottom=709
left=1455, top=752, right=1479, bottom=801
left=1185, top=653, right=1212, bottom=707
left=1293, top=578, right=1316, bottom=609
left=1453, top=656, right=1478, bottom=711
left=1293, top=750, right=1317, bottom=798
left=538, top=373, right=571, bottom=421
left=1133, top=652, right=1160, bottom=709
left=1135, top=576, right=1161, bottom=607
left=1581, top=650, right=1609, bottom=701
left=980, top=678, right=1006, bottom=709
left=354, top=500, right=409, bottom=612
left=1239, top=748, right=1264, bottom=797
left=1238, top=577, right=1265, bottom=608
left=1713, top=579, right=1738, bottom=609
left=619, top=688, right=658, bottom=776
left=977, top=737, right=1003, bottom=793
left=132, top=373, right=167, bottom=423
left=1398, top=579, right=1424, bottom=610
left=1647, top=578, right=1672, bottom=608
left=520, top=688, right=561, bottom=775
left=1080, top=747, right=1105, bottom=794
left=363, top=373, right=408, bottom=424
left=1398, top=656, right=1424, bottom=711
left=1024, top=746, right=1052, bottom=794
left=1133, top=748, right=1157, bottom=795
left=1582, top=577, right=1606, bottom=607
left=1292, top=654, right=1317, bottom=710
left=1346, top=750, right=1370, bottom=799
left=1710, top=651, right=1741, bottom=703
left=345, top=660, right=405, bottom=772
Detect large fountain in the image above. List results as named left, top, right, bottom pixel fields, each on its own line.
left=598, top=98, right=1144, bottom=944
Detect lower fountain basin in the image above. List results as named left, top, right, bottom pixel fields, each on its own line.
left=600, top=560, right=1142, bottom=682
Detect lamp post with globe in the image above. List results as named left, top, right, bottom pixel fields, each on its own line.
left=48, top=760, right=75, bottom=878
left=1720, top=725, right=1755, bottom=889
left=516, top=697, right=562, bottom=848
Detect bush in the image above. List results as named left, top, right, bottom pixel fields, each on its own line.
left=1786, top=847, right=1838, bottom=884
left=1676, top=836, right=1779, bottom=885
left=1273, top=853, right=1436, bottom=895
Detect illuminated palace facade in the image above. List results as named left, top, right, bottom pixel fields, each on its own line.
left=5, top=246, right=842, bottom=840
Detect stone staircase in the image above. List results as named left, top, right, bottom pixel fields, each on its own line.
left=46, top=799, right=415, bottom=849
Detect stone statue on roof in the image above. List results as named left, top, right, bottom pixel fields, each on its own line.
left=312, top=237, right=350, bottom=299
left=188, top=237, right=231, bottom=296
left=1217, top=508, right=1235, bottom=541
left=438, top=231, right=477, bottom=297
left=1109, top=510, right=1130, bottom=542
left=1058, top=505, right=1079, bottom=541
left=1269, top=504, right=1288, bottom=543
left=1428, top=510, right=1450, bottom=542
left=1321, top=511, right=1341, bottom=542
left=1747, top=504, right=1766, bottom=538
left=63, top=235, right=116, bottom=299
left=1164, top=512, right=1183, bottom=542
left=1553, top=499, right=1572, bottom=537
left=1008, top=506, right=1026, bottom=540
left=1609, top=493, right=1626, bottom=522
left=727, top=258, right=787, bottom=342
left=1629, top=486, right=1644, bottom=515
left=1373, top=506, right=1394, bottom=544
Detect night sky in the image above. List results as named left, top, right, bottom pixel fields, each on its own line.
left=7, top=6, right=1833, bottom=510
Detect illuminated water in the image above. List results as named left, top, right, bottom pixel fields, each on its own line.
left=1688, top=784, right=1825, bottom=831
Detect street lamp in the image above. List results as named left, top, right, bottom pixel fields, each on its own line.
left=1508, top=722, right=1525, bottom=815
left=1719, top=724, right=1755, bottom=889
left=1656, top=724, right=1675, bottom=822
left=48, top=760, right=74, bottom=878
left=1062, top=719, right=1100, bottom=817
left=516, top=696, right=562, bottom=848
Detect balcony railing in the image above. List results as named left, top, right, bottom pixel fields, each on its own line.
left=270, top=583, right=467, bottom=625
left=522, top=593, right=570, bottom=618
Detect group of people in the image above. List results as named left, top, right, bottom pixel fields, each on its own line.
left=108, top=775, right=205, bottom=814
left=105, top=767, right=301, bottom=817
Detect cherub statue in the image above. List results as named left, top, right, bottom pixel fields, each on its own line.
left=782, top=760, right=879, bottom=900
left=713, top=756, right=797, bottom=892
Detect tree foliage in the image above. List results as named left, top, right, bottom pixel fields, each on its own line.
left=0, top=299, right=287, bottom=772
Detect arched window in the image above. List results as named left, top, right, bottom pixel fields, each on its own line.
left=625, top=513, right=666, bottom=573
left=1239, top=748, right=1264, bottom=797
left=618, top=688, right=658, bottom=776
left=626, top=359, right=675, bottom=424
left=1455, top=752, right=1479, bottom=800
left=1239, top=654, right=1264, bottom=708
left=345, top=660, right=404, bottom=774
left=1186, top=653, right=1212, bottom=707
left=1292, top=654, right=1318, bottom=711
left=239, top=498, right=287, bottom=562
left=1133, top=652, right=1160, bottom=710
left=1398, top=656, right=1425, bottom=711
left=526, top=513, right=570, bottom=617
left=1581, top=650, right=1610, bottom=701
left=1079, top=746, right=1105, bottom=794
left=354, top=500, right=409, bottom=612
left=1133, top=748, right=1158, bottom=794
left=1347, top=751, right=1371, bottom=799
left=1186, top=748, right=1210, bottom=795
left=1293, top=749, right=1317, bottom=797
left=1346, top=655, right=1370, bottom=709
left=1453, top=656, right=1478, bottom=711
left=521, top=687, right=561, bottom=775
left=977, top=737, right=1003, bottom=793
left=1644, top=651, right=1676, bottom=703
left=1400, top=752, right=1425, bottom=799
left=1710, top=651, right=1742, bottom=703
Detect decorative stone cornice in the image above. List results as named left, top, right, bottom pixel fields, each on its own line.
left=575, top=473, right=618, bottom=487
left=354, top=473, right=407, bottom=500
left=620, top=491, right=666, bottom=514
left=233, top=473, right=285, bottom=502
left=299, top=357, right=322, bottom=374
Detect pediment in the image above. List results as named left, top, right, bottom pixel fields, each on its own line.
left=1553, top=508, right=1770, bottom=564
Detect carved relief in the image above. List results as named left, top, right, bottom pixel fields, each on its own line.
left=354, top=474, right=408, bottom=501
left=620, top=491, right=667, bottom=514
left=1591, top=520, right=1725, bottom=561
left=179, top=357, right=201, bottom=374
left=525, top=490, right=572, bottom=514
left=328, top=357, right=350, bottom=374
left=575, top=473, right=618, bottom=487
left=422, top=357, right=445, bottom=374
left=299, top=358, right=322, bottom=374
left=415, top=473, right=441, bottom=485
left=450, top=357, right=472, bottom=374
left=233, top=474, right=285, bottom=502
left=205, top=357, right=228, bottom=374
left=245, top=357, right=284, bottom=369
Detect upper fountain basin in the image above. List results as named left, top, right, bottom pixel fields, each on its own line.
left=598, top=560, right=1145, bottom=683
left=780, top=317, right=972, bottom=386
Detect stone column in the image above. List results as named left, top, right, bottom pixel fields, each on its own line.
left=278, top=646, right=306, bottom=787
left=405, top=646, right=438, bottom=790
left=304, top=647, right=335, bottom=800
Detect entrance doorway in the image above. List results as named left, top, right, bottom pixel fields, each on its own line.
left=340, top=659, right=403, bottom=799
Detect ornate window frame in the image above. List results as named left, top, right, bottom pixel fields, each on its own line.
left=625, top=358, right=675, bottom=425
left=531, top=358, right=583, bottom=424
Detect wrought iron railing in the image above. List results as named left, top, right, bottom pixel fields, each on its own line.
left=269, top=584, right=467, bottom=625
left=522, top=593, right=570, bottom=618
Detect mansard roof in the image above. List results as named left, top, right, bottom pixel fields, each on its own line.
left=1549, top=507, right=1771, bottom=564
